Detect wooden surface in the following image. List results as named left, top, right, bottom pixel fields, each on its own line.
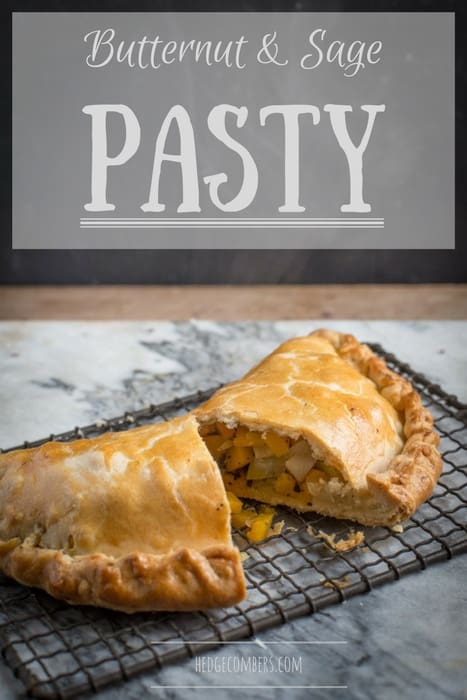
left=0, top=285, right=466, bottom=320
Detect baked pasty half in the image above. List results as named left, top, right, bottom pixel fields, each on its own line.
left=0, top=414, right=246, bottom=612
left=196, top=330, right=442, bottom=526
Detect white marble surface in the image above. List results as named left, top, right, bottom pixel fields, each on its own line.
left=0, top=320, right=466, bottom=700
left=1, top=320, right=466, bottom=448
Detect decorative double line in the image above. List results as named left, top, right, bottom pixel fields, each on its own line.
left=80, top=217, right=384, bottom=229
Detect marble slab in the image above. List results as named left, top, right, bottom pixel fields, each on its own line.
left=1, top=320, right=466, bottom=448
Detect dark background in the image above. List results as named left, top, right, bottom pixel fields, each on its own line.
left=2, top=0, right=464, bottom=284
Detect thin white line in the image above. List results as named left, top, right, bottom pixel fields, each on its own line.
left=80, top=224, right=383, bottom=227
left=149, top=686, right=348, bottom=689
left=80, top=223, right=384, bottom=228
left=80, top=222, right=383, bottom=225
left=80, top=215, right=384, bottom=217
left=80, top=220, right=383, bottom=224
left=80, top=217, right=384, bottom=222
left=151, top=641, right=348, bottom=644
left=80, top=221, right=384, bottom=228
left=81, top=225, right=384, bottom=229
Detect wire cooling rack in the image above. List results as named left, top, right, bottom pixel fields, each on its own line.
left=0, top=343, right=466, bottom=699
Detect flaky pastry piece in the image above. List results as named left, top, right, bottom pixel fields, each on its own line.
left=0, top=414, right=246, bottom=612
left=196, top=330, right=442, bottom=526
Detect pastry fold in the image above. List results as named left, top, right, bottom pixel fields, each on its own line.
left=0, top=414, right=246, bottom=612
left=196, top=330, right=442, bottom=526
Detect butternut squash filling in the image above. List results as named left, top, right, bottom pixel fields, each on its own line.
left=199, top=422, right=345, bottom=538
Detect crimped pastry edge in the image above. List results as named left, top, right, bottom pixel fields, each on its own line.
left=0, top=412, right=247, bottom=612
left=0, top=539, right=246, bottom=613
left=310, top=329, right=442, bottom=525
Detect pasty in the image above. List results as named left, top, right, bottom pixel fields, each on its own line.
left=196, top=330, right=442, bottom=526
left=0, top=414, right=246, bottom=612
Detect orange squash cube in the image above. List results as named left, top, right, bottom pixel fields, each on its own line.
left=233, top=427, right=264, bottom=448
left=216, top=422, right=236, bottom=439
left=274, top=471, right=296, bottom=494
left=225, top=445, right=254, bottom=471
left=199, top=423, right=217, bottom=437
left=264, top=432, right=290, bottom=457
left=231, top=509, right=255, bottom=529
left=204, top=434, right=225, bottom=459
left=247, top=511, right=274, bottom=542
left=226, top=491, right=243, bottom=514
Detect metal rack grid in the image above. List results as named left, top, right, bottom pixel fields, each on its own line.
left=0, top=343, right=466, bottom=699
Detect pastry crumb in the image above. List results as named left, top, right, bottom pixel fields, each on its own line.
left=391, top=524, right=404, bottom=533
left=240, top=551, right=250, bottom=562
left=322, top=575, right=352, bottom=590
left=268, top=520, right=285, bottom=537
left=307, top=526, right=365, bottom=552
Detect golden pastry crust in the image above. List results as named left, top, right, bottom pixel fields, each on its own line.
left=0, top=543, right=243, bottom=612
left=0, top=415, right=246, bottom=612
left=196, top=330, right=442, bottom=526
left=316, top=330, right=442, bottom=523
